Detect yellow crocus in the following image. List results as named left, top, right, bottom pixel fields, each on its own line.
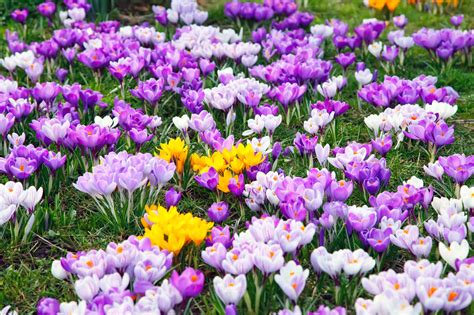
left=141, top=205, right=213, bottom=255
left=157, top=138, right=188, bottom=174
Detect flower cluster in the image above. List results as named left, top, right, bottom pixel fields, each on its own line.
left=142, top=205, right=214, bottom=255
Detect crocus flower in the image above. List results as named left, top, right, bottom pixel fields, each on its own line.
left=170, top=267, right=204, bottom=299
left=195, top=167, right=219, bottom=190
left=131, top=78, right=164, bottom=107
left=253, top=243, right=285, bottom=274
left=328, top=180, right=353, bottom=202
left=165, top=187, right=182, bottom=207
left=275, top=260, right=309, bottom=302
left=208, top=201, right=229, bottom=223
left=11, top=9, right=28, bottom=24
left=38, top=2, right=56, bottom=19
left=450, top=15, right=464, bottom=28
left=335, top=52, right=356, bottom=70
left=393, top=15, right=408, bottom=29
left=37, top=298, right=60, bottom=315
left=213, top=274, right=247, bottom=305
left=438, top=154, right=473, bottom=184
left=439, top=240, right=470, bottom=268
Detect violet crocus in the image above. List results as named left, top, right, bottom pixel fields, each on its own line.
left=77, top=49, right=109, bottom=70
left=189, top=110, right=216, bottom=132
left=393, top=15, right=408, bottom=29
left=365, top=228, right=392, bottom=253
left=438, top=154, right=474, bottom=184
left=293, top=132, right=318, bottom=156
left=347, top=205, right=377, bottom=232
left=381, top=45, right=399, bottom=63
left=42, top=151, right=67, bottom=173
left=131, top=78, right=164, bottom=107
left=129, top=128, right=153, bottom=148
left=450, top=15, right=464, bottom=28
left=170, top=268, right=204, bottom=299
left=328, top=180, right=353, bottom=202
left=37, top=297, right=60, bottom=315
left=371, top=134, right=392, bottom=157
left=195, top=167, right=219, bottom=190
left=269, top=83, right=306, bottom=110
left=11, top=9, right=28, bottom=24
left=38, top=1, right=56, bottom=20
left=31, top=82, right=61, bottom=107
left=208, top=201, right=229, bottom=223
left=109, top=59, right=130, bottom=83
left=0, top=113, right=15, bottom=137
left=228, top=173, right=245, bottom=197
left=335, top=52, right=356, bottom=71
left=165, top=187, right=182, bottom=207
left=206, top=226, right=232, bottom=248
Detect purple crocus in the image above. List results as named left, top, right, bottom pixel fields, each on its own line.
left=293, top=132, right=318, bottom=156
left=335, top=52, right=356, bottom=70
left=42, top=151, right=67, bottom=173
left=170, top=268, right=204, bottom=299
left=208, top=201, right=229, bottom=223
left=450, top=15, right=464, bottom=28
left=37, top=1, right=56, bottom=19
left=195, top=168, right=219, bottom=190
left=55, top=68, right=68, bottom=83
left=0, top=113, right=16, bottom=137
left=131, top=78, right=164, bottom=107
left=438, top=154, right=474, bottom=184
left=31, top=82, right=61, bottom=107
left=77, top=49, right=109, bottom=70
left=37, top=297, right=60, bottom=315
left=165, top=187, right=182, bottom=207
left=11, top=9, right=28, bottom=24
left=393, top=15, right=408, bottom=29
left=328, top=180, right=353, bottom=202
left=382, top=46, right=399, bottom=63
left=365, top=228, right=392, bottom=253
left=371, top=134, right=392, bottom=157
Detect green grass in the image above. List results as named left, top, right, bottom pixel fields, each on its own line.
left=0, top=0, right=473, bottom=313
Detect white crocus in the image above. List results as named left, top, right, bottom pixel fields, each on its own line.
left=0, top=204, right=16, bottom=225
left=0, top=182, right=25, bottom=206
left=404, top=176, right=424, bottom=189
left=460, top=185, right=474, bottom=209
left=394, top=36, right=415, bottom=49
left=274, top=260, right=309, bottom=302
left=368, top=42, right=383, bottom=58
left=310, top=24, right=333, bottom=38
left=241, top=54, right=258, bottom=67
left=74, top=275, right=100, bottom=301
left=51, top=260, right=68, bottom=280
left=425, top=101, right=458, bottom=120
left=364, top=114, right=382, bottom=136
left=317, top=80, right=338, bottom=99
left=94, top=116, right=118, bottom=128
left=315, top=143, right=330, bottom=165
left=250, top=136, right=271, bottom=155
left=172, top=114, right=190, bottom=132
left=355, top=69, right=373, bottom=86
left=439, top=239, right=470, bottom=268
left=213, top=274, right=247, bottom=305
left=20, top=186, right=43, bottom=212
left=262, top=114, right=282, bottom=135
left=58, top=301, right=87, bottom=315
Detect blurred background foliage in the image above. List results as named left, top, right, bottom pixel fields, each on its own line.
left=1, top=0, right=171, bottom=23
